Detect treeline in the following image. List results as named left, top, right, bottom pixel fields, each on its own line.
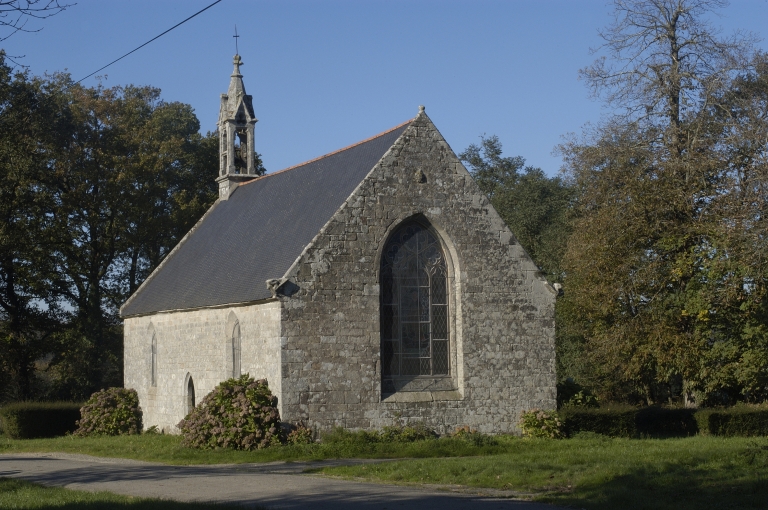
left=461, top=0, right=768, bottom=407
left=0, top=51, right=219, bottom=402
left=3, top=0, right=767, bottom=409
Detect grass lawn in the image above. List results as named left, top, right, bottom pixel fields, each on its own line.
left=317, top=435, right=768, bottom=510
left=2, top=433, right=767, bottom=510
left=0, top=432, right=507, bottom=465
left=0, top=477, right=251, bottom=509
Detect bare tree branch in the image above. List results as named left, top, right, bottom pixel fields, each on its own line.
left=0, top=0, right=72, bottom=42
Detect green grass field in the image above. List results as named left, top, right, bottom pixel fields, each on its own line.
left=2, top=433, right=767, bottom=510
left=0, top=432, right=507, bottom=464
left=317, top=435, right=768, bottom=510
left=0, top=477, right=250, bottom=509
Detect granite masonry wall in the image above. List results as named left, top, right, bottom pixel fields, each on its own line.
left=277, top=110, right=556, bottom=435
left=123, top=300, right=281, bottom=432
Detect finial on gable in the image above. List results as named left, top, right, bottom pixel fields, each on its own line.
left=418, top=105, right=425, bottom=113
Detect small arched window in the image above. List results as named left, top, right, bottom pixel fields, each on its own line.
left=186, top=375, right=195, bottom=415
left=381, top=220, right=449, bottom=394
left=231, top=321, right=241, bottom=378
left=150, top=332, right=157, bottom=387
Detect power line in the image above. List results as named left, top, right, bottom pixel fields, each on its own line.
left=75, top=0, right=223, bottom=84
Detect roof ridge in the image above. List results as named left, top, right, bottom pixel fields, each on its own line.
left=239, top=119, right=413, bottom=186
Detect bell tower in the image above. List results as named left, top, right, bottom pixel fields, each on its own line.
left=217, top=54, right=258, bottom=200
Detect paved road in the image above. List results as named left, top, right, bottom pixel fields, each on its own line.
left=0, top=453, right=565, bottom=510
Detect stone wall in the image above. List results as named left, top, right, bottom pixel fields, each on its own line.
left=123, top=300, right=281, bottom=432
left=278, top=110, right=556, bottom=435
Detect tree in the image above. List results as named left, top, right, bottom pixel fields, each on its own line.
left=560, top=0, right=765, bottom=404
left=459, top=135, right=573, bottom=280
left=0, top=1, right=70, bottom=42
left=0, top=50, right=62, bottom=401
left=35, top=80, right=219, bottom=399
left=0, top=57, right=219, bottom=401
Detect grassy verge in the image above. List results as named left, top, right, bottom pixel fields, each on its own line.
left=0, top=477, right=251, bottom=509
left=4, top=432, right=767, bottom=509
left=0, top=433, right=508, bottom=465
left=317, top=435, right=768, bottom=510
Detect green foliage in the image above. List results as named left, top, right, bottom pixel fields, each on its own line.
left=285, top=423, right=313, bottom=445
left=695, top=405, right=768, bottom=437
left=518, top=409, right=565, bottom=439
left=75, top=387, right=142, bottom=436
left=0, top=51, right=219, bottom=402
left=559, top=405, right=638, bottom=438
left=178, top=375, right=281, bottom=450
left=459, top=135, right=573, bottom=279
left=0, top=401, right=81, bottom=439
left=559, top=1, right=768, bottom=406
left=557, top=378, right=599, bottom=408
left=378, top=422, right=437, bottom=442
left=321, top=422, right=437, bottom=445
left=450, top=426, right=498, bottom=446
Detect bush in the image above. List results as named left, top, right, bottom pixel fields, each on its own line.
left=379, top=422, right=437, bottom=442
left=75, top=388, right=142, bottom=436
left=0, top=402, right=82, bottom=439
left=561, top=406, right=699, bottom=438
left=560, top=405, right=637, bottom=438
left=635, top=407, right=698, bottom=437
left=557, top=378, right=599, bottom=408
left=695, top=405, right=768, bottom=437
left=285, top=423, right=314, bottom=445
left=321, top=422, right=437, bottom=445
left=178, top=375, right=281, bottom=450
left=519, top=408, right=564, bottom=439
left=450, top=426, right=498, bottom=446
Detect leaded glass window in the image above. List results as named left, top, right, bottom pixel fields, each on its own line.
left=381, top=221, right=449, bottom=393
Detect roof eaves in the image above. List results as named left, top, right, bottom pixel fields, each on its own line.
left=119, top=198, right=222, bottom=318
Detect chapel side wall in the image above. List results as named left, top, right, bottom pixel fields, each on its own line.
left=123, top=300, right=282, bottom=432
left=277, top=113, right=556, bottom=435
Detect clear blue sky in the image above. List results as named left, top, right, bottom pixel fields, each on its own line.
left=3, top=0, right=767, bottom=176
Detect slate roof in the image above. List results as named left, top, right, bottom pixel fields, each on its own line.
left=120, top=121, right=411, bottom=317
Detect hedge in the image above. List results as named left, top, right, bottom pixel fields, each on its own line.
left=0, top=402, right=82, bottom=439
left=695, top=407, right=768, bottom=437
left=560, top=405, right=766, bottom=438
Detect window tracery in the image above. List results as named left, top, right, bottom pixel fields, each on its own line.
left=381, top=221, right=449, bottom=394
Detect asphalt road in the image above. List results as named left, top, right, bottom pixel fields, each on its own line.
left=0, top=453, right=566, bottom=510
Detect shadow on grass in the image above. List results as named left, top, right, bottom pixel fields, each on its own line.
left=541, top=464, right=768, bottom=510
left=0, top=477, right=256, bottom=510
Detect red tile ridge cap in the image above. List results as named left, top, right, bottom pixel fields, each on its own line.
left=239, top=118, right=413, bottom=187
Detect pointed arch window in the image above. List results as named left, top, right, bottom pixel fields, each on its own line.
left=186, top=375, right=195, bottom=415
left=381, top=221, right=449, bottom=394
left=231, top=321, right=241, bottom=378
left=150, top=332, right=157, bottom=387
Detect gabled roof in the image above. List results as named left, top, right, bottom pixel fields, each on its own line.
left=120, top=121, right=411, bottom=318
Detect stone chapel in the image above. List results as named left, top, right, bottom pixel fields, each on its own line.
left=120, top=54, right=557, bottom=435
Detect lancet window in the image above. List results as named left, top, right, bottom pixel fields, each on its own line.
left=380, top=221, right=449, bottom=394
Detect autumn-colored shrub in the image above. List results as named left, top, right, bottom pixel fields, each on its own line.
left=519, top=408, right=564, bottom=439
left=285, top=423, right=314, bottom=445
left=450, top=425, right=498, bottom=446
left=177, top=375, right=281, bottom=450
left=75, top=388, right=142, bottom=436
